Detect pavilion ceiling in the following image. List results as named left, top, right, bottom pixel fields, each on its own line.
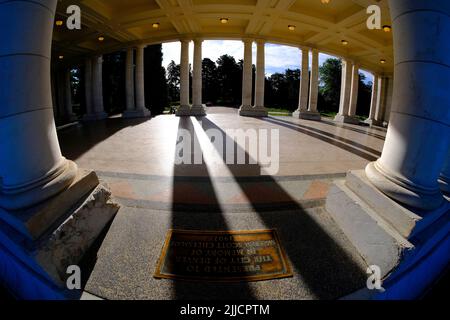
left=53, top=0, right=393, bottom=74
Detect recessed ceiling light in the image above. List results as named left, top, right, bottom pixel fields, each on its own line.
left=58, top=55, right=64, bottom=60
left=220, top=18, right=229, bottom=24
left=382, top=25, right=392, bottom=32
left=380, top=59, right=386, bottom=64
left=98, top=36, right=105, bottom=42
left=152, top=22, right=160, bottom=29
left=321, top=0, right=331, bottom=4
left=288, top=25, right=296, bottom=31
left=341, top=39, right=349, bottom=45
left=55, top=20, right=64, bottom=27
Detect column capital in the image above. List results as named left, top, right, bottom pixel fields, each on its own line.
left=300, top=47, right=310, bottom=54
left=255, top=39, right=265, bottom=45
left=193, top=38, right=204, bottom=44
left=180, top=38, right=191, bottom=44
left=242, top=38, right=254, bottom=45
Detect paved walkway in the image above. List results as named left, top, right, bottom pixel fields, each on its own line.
left=56, top=107, right=386, bottom=300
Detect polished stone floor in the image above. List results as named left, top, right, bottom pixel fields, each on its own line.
left=56, top=107, right=387, bottom=300
left=59, top=107, right=386, bottom=209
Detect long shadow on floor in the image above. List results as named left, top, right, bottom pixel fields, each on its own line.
left=320, top=119, right=387, bottom=140
left=200, top=117, right=368, bottom=299
left=267, top=117, right=382, bottom=157
left=170, top=117, right=256, bottom=300
left=58, top=117, right=148, bottom=162
left=262, top=117, right=379, bottom=161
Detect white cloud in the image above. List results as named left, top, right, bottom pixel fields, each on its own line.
left=162, top=40, right=374, bottom=83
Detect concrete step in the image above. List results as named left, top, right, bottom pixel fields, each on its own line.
left=326, top=180, right=414, bottom=277
left=346, top=170, right=449, bottom=239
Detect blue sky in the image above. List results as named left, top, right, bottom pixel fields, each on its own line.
left=162, top=40, right=373, bottom=83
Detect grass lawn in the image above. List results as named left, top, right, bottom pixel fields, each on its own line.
left=267, top=108, right=292, bottom=116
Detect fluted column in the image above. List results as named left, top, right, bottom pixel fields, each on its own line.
left=191, top=39, right=206, bottom=116
left=295, top=48, right=320, bottom=120
left=348, top=64, right=359, bottom=117
left=335, top=60, right=359, bottom=124
left=134, top=45, right=150, bottom=118
left=239, top=39, right=254, bottom=116
left=254, top=40, right=267, bottom=116
left=366, top=0, right=450, bottom=210
left=0, top=0, right=77, bottom=210
left=176, top=39, right=191, bottom=116
left=365, top=74, right=379, bottom=125
left=65, top=68, right=77, bottom=121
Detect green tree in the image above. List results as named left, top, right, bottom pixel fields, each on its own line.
left=202, top=58, right=219, bottom=105
left=144, top=44, right=169, bottom=116
left=319, top=58, right=342, bottom=113
left=216, top=54, right=242, bottom=106
left=356, top=73, right=373, bottom=117
left=167, top=60, right=180, bottom=104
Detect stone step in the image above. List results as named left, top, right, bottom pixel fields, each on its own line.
left=346, top=170, right=449, bottom=239
left=326, top=180, right=414, bottom=277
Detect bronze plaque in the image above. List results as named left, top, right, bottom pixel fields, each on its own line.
left=154, top=229, right=293, bottom=282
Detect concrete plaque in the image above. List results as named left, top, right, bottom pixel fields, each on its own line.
left=154, top=229, right=293, bottom=282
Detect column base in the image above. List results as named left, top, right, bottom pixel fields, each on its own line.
left=366, top=161, right=445, bottom=211
left=0, top=159, right=78, bottom=211
left=0, top=171, right=119, bottom=299
left=83, top=112, right=108, bottom=121
left=326, top=169, right=450, bottom=281
left=334, top=114, right=360, bottom=125
left=239, top=105, right=268, bottom=117
left=175, top=105, right=192, bottom=117
left=123, top=109, right=151, bottom=119
left=364, top=119, right=385, bottom=127
left=190, top=104, right=207, bottom=117
left=293, top=110, right=321, bottom=121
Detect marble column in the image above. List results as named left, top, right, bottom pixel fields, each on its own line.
left=439, top=148, right=450, bottom=194
left=252, top=40, right=268, bottom=116
left=0, top=0, right=78, bottom=210
left=85, top=55, right=108, bottom=120
left=134, top=45, right=150, bottom=117
left=176, top=40, right=191, bottom=116
left=83, top=57, right=94, bottom=120
left=64, top=68, right=77, bottom=122
left=293, top=48, right=310, bottom=118
left=123, top=48, right=136, bottom=118
left=365, top=74, right=379, bottom=125
left=366, top=0, right=450, bottom=211
left=0, top=0, right=119, bottom=299
left=383, top=75, right=394, bottom=126
left=335, top=60, right=359, bottom=124
left=374, top=76, right=386, bottom=126
left=51, top=68, right=57, bottom=118
left=239, top=39, right=254, bottom=116
left=191, top=39, right=206, bottom=116
left=306, top=49, right=321, bottom=120
left=347, top=64, right=360, bottom=120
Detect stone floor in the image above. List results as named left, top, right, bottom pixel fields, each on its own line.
left=56, top=107, right=387, bottom=300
